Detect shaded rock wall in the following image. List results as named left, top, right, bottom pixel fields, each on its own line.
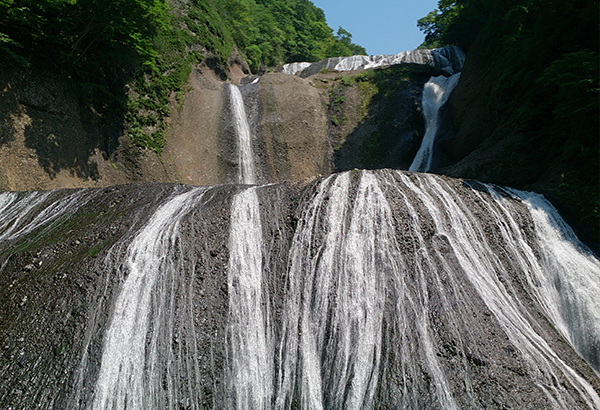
left=438, top=4, right=599, bottom=251
left=0, top=72, right=174, bottom=192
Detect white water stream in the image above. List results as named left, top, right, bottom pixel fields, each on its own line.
left=282, top=46, right=465, bottom=76
left=409, top=73, right=461, bottom=172
left=273, top=170, right=600, bottom=409
left=91, top=188, right=206, bottom=410
left=0, top=190, right=97, bottom=242
left=1, top=30, right=598, bottom=408
left=227, top=187, right=272, bottom=409
left=1, top=168, right=598, bottom=408
left=396, top=171, right=600, bottom=408
left=229, top=84, right=257, bottom=185
left=227, top=83, right=272, bottom=409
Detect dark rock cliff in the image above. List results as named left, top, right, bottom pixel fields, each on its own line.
left=437, top=1, right=599, bottom=251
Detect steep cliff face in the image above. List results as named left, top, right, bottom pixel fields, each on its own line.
left=1, top=36, right=595, bottom=253
left=1, top=170, right=599, bottom=409
left=0, top=58, right=441, bottom=190
left=161, top=61, right=452, bottom=185
left=437, top=1, right=599, bottom=251
left=0, top=72, right=178, bottom=191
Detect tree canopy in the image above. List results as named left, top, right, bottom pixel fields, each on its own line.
left=0, top=0, right=366, bottom=74
left=0, top=0, right=169, bottom=75
left=417, top=0, right=599, bottom=142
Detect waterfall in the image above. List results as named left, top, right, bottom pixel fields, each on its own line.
left=500, top=188, right=600, bottom=374
left=229, top=84, right=257, bottom=185
left=392, top=172, right=600, bottom=408
left=272, top=170, right=600, bottom=408
left=91, top=188, right=207, bottom=410
left=0, top=189, right=97, bottom=242
left=409, top=73, right=460, bottom=172
left=276, top=172, right=397, bottom=409
left=1, top=180, right=599, bottom=408
left=227, top=83, right=272, bottom=408
left=276, top=172, right=600, bottom=409
left=282, top=46, right=465, bottom=77
left=227, top=187, right=272, bottom=409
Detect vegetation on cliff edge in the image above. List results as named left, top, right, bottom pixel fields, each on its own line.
left=418, top=0, right=599, bottom=249
left=0, top=0, right=365, bottom=152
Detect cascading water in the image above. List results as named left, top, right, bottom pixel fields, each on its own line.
left=91, top=187, right=207, bottom=410
left=392, top=172, right=600, bottom=408
left=282, top=46, right=465, bottom=77
left=0, top=189, right=97, bottom=242
left=281, top=45, right=465, bottom=174
left=409, top=73, right=461, bottom=172
left=226, top=82, right=273, bottom=409
left=0, top=169, right=599, bottom=409
left=229, top=84, right=257, bottom=185
left=497, top=187, right=600, bottom=374
left=273, top=170, right=600, bottom=409
left=1, top=61, right=599, bottom=409
left=276, top=172, right=393, bottom=409
left=227, top=187, right=272, bottom=409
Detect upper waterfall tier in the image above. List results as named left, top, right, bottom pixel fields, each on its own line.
left=281, top=46, right=465, bottom=77
left=228, top=84, right=257, bottom=185
left=409, top=73, right=462, bottom=172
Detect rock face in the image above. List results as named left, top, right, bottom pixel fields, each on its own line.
left=0, top=169, right=598, bottom=409
left=160, top=61, right=457, bottom=186
left=0, top=49, right=458, bottom=191
left=258, top=73, right=330, bottom=183
left=0, top=72, right=182, bottom=192
left=2, top=46, right=598, bottom=407
left=1, top=42, right=595, bottom=253
left=161, top=67, right=228, bottom=186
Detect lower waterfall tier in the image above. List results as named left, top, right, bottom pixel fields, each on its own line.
left=0, top=170, right=598, bottom=409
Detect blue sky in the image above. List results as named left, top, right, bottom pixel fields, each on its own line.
left=312, top=0, right=439, bottom=56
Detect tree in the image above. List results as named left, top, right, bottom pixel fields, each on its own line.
left=417, top=0, right=462, bottom=48
left=0, top=0, right=169, bottom=76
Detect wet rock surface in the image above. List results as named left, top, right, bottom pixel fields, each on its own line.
left=0, top=170, right=598, bottom=408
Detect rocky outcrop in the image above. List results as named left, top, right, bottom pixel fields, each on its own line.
left=0, top=59, right=440, bottom=191
left=0, top=71, right=175, bottom=191
left=2, top=42, right=594, bottom=255
left=0, top=170, right=598, bottom=408
left=257, top=73, right=330, bottom=182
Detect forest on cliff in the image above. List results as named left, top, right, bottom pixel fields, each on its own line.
left=0, top=0, right=365, bottom=151
left=417, top=0, right=599, bottom=248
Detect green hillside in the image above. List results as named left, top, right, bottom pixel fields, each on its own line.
left=0, top=0, right=365, bottom=152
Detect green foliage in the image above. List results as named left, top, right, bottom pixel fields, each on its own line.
left=536, top=50, right=599, bottom=141
left=0, top=0, right=169, bottom=75
left=219, top=0, right=366, bottom=66
left=1, top=0, right=366, bottom=153
left=0, top=0, right=174, bottom=151
left=417, top=0, right=491, bottom=50
left=126, top=16, right=202, bottom=153
left=418, top=0, right=599, bottom=143
left=328, top=27, right=367, bottom=57
left=339, top=75, right=355, bottom=86
left=418, top=0, right=600, bottom=246
left=417, top=0, right=463, bottom=48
